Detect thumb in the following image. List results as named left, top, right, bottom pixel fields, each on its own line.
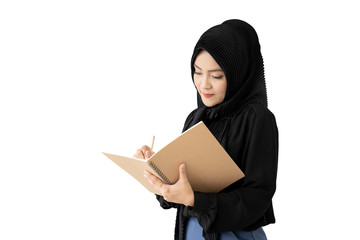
left=179, top=163, right=188, bottom=182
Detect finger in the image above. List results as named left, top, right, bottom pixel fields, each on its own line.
left=145, top=150, right=155, bottom=159
left=145, top=150, right=151, bottom=159
left=141, top=145, right=151, bottom=152
left=179, top=163, right=188, bottom=182
left=140, top=145, right=152, bottom=158
left=144, top=170, right=164, bottom=188
left=133, top=149, right=145, bottom=159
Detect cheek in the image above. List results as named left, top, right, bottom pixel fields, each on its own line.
left=217, top=81, right=227, bottom=97
left=193, top=77, right=201, bottom=91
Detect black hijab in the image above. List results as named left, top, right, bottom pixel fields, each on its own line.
left=184, top=19, right=268, bottom=131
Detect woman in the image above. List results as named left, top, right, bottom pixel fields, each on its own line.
left=137, top=19, right=279, bottom=240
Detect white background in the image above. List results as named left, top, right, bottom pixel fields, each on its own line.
left=1, top=0, right=359, bottom=239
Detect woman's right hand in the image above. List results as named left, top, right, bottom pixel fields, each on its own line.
left=133, top=145, right=154, bottom=159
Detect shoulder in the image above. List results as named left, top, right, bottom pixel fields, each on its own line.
left=185, top=108, right=198, bottom=122
left=227, top=103, right=278, bottom=135
left=231, top=103, right=276, bottom=123
left=182, top=108, right=198, bottom=132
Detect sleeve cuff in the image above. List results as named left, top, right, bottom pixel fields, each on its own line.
left=183, top=192, right=218, bottom=232
left=183, top=191, right=217, bottom=216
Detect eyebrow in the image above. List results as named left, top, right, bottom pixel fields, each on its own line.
left=194, top=64, right=223, bottom=72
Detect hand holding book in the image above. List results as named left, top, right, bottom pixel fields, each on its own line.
left=134, top=144, right=195, bottom=206
left=144, top=163, right=194, bottom=207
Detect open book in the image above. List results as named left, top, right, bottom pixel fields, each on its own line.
left=103, top=121, right=244, bottom=195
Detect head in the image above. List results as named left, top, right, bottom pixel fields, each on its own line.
left=190, top=19, right=267, bottom=111
left=193, top=50, right=227, bottom=107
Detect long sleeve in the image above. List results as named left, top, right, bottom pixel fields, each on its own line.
left=156, top=194, right=179, bottom=209
left=184, top=109, right=278, bottom=233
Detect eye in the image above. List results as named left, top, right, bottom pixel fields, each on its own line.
left=194, top=72, right=202, bottom=75
left=212, top=75, right=224, bottom=79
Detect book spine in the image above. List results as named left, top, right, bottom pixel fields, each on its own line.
left=148, top=161, right=172, bottom=185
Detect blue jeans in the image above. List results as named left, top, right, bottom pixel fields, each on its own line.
left=185, top=217, right=267, bottom=240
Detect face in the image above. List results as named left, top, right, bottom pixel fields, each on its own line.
left=193, top=50, right=227, bottom=107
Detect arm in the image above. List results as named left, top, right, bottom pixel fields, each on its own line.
left=184, top=110, right=278, bottom=233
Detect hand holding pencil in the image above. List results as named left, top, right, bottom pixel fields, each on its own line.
left=133, top=136, right=155, bottom=160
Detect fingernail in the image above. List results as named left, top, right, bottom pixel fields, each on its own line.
left=181, top=164, right=185, bottom=169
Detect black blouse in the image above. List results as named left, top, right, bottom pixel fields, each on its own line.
left=156, top=102, right=278, bottom=240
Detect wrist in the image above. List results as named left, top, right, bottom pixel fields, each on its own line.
left=186, top=191, right=194, bottom=207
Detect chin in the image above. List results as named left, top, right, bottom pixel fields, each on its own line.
left=202, top=100, right=216, bottom=107
left=201, top=96, right=223, bottom=107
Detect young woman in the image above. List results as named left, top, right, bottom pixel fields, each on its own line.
left=136, top=19, right=279, bottom=240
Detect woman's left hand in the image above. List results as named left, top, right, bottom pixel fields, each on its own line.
left=144, top=163, right=194, bottom=207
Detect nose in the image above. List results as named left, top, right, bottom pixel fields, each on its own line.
left=200, top=75, right=211, bottom=89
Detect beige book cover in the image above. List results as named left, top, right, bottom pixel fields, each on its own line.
left=103, top=121, right=244, bottom=195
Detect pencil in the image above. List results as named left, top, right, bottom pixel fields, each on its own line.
left=150, top=136, right=155, bottom=152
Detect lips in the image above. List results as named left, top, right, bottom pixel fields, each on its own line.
left=202, top=93, right=214, bottom=98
